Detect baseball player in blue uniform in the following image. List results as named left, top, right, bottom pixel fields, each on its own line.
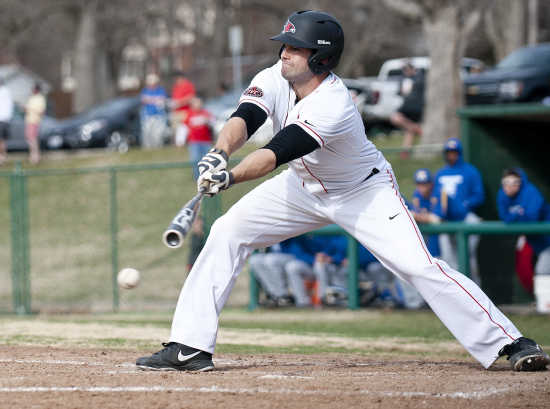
left=137, top=10, right=549, bottom=372
left=497, top=168, right=550, bottom=276
left=433, top=138, right=484, bottom=283
left=409, top=168, right=441, bottom=257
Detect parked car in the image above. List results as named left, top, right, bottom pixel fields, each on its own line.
left=6, top=96, right=141, bottom=153
left=342, top=77, right=380, bottom=131
left=5, top=107, right=61, bottom=152
left=362, top=57, right=484, bottom=125
left=464, top=43, right=550, bottom=105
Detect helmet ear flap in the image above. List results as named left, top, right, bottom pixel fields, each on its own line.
left=308, top=50, right=327, bottom=75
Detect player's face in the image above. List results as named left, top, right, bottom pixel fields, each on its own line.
left=416, top=183, right=432, bottom=199
left=445, top=150, right=459, bottom=165
left=280, top=44, right=314, bottom=83
left=502, top=175, right=521, bottom=197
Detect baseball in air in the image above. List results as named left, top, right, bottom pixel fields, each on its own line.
left=117, top=267, right=140, bottom=289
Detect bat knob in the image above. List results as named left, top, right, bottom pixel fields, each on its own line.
left=163, top=227, right=184, bottom=249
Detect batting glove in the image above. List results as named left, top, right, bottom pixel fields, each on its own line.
left=197, top=148, right=228, bottom=178
left=199, top=169, right=234, bottom=196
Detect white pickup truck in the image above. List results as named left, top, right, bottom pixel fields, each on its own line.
left=359, top=56, right=483, bottom=127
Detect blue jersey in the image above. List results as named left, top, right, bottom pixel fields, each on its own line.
left=409, top=192, right=441, bottom=257
left=433, top=139, right=484, bottom=221
left=497, top=168, right=550, bottom=254
left=141, top=86, right=167, bottom=116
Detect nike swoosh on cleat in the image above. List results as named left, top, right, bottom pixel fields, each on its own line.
left=178, top=350, right=201, bottom=362
left=389, top=213, right=400, bottom=220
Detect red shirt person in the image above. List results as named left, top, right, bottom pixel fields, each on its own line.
left=184, top=97, right=214, bottom=179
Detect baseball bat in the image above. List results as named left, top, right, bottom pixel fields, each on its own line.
left=162, top=189, right=205, bottom=249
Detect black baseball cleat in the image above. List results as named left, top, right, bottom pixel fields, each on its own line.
left=136, top=342, right=214, bottom=372
left=498, top=337, right=550, bottom=371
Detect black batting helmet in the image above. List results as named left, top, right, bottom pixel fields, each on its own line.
left=270, top=10, right=344, bottom=75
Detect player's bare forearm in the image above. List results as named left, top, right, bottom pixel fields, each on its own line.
left=215, top=117, right=248, bottom=156
left=230, top=149, right=276, bottom=184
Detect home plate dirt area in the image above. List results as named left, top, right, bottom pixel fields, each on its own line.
left=1, top=346, right=549, bottom=409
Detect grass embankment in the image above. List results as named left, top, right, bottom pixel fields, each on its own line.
left=0, top=133, right=444, bottom=313
left=1, top=308, right=548, bottom=358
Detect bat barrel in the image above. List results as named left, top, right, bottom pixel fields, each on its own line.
left=162, top=226, right=185, bottom=249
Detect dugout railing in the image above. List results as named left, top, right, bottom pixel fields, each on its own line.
left=247, top=222, right=550, bottom=310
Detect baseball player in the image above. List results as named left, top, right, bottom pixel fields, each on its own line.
left=137, top=10, right=549, bottom=372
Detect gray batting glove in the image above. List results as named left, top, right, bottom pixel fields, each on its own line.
left=199, top=170, right=234, bottom=196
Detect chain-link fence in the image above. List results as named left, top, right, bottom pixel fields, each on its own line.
left=1, top=161, right=232, bottom=314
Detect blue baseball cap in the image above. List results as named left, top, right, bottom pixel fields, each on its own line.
left=414, top=168, right=432, bottom=184
left=443, top=137, right=462, bottom=153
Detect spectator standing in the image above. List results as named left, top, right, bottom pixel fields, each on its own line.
left=140, top=73, right=168, bottom=148
left=433, top=137, right=484, bottom=284
left=389, top=62, right=425, bottom=159
left=409, top=168, right=441, bottom=257
left=183, top=97, right=214, bottom=179
left=24, top=83, right=46, bottom=164
left=497, top=168, right=550, bottom=287
left=170, top=72, right=196, bottom=144
left=0, top=78, right=14, bottom=164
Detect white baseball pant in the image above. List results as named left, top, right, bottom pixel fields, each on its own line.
left=169, top=166, right=522, bottom=368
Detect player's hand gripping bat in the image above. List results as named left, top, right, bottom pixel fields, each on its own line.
left=162, top=189, right=205, bottom=249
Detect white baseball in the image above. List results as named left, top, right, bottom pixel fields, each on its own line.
left=117, top=267, right=140, bottom=289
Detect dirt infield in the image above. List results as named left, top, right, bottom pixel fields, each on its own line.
left=1, top=345, right=549, bottom=409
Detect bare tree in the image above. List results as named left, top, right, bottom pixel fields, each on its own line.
left=382, top=0, right=483, bottom=144
left=484, top=0, right=527, bottom=62
left=528, top=0, right=539, bottom=45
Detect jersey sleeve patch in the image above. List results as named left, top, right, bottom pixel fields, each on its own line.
left=243, top=86, right=264, bottom=98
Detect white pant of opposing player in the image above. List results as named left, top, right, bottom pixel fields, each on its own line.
left=170, top=167, right=521, bottom=369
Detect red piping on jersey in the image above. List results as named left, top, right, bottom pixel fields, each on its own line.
left=301, top=158, right=328, bottom=193
left=387, top=170, right=432, bottom=264
left=434, top=261, right=515, bottom=341
left=296, top=121, right=325, bottom=147
left=240, top=98, right=270, bottom=115
left=385, top=171, right=515, bottom=340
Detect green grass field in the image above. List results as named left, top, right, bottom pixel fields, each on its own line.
left=0, top=133, right=444, bottom=313
left=1, top=308, right=549, bottom=357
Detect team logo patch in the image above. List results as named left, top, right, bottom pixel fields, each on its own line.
left=243, top=86, right=263, bottom=98
left=283, top=20, right=296, bottom=33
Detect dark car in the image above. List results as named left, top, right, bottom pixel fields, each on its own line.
left=5, top=107, right=61, bottom=152
left=464, top=43, right=550, bottom=105
left=6, top=96, right=141, bottom=153
left=51, top=96, right=141, bottom=152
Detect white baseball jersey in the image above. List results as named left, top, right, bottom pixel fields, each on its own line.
left=239, top=61, right=386, bottom=195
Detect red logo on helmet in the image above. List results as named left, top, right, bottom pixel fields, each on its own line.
left=283, top=20, right=296, bottom=34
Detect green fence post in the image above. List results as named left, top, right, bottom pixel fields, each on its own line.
left=248, top=267, right=259, bottom=311
left=9, top=161, right=31, bottom=314
left=9, top=163, right=22, bottom=313
left=20, top=170, right=31, bottom=313
left=110, top=168, right=119, bottom=311
left=347, top=235, right=359, bottom=310
left=457, top=231, right=470, bottom=278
